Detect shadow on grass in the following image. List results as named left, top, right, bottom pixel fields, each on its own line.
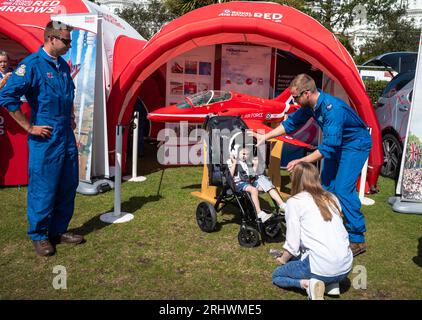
left=210, top=199, right=285, bottom=245
left=121, top=195, right=162, bottom=213
left=212, top=198, right=280, bottom=230
left=125, top=141, right=167, bottom=177
left=69, top=195, right=162, bottom=236
left=181, top=184, right=202, bottom=190
left=339, top=277, right=352, bottom=293
left=413, top=237, right=422, bottom=267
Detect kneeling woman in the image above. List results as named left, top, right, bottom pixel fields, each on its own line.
left=272, top=162, right=353, bottom=300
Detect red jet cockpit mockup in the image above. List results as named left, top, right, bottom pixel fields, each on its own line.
left=147, top=89, right=315, bottom=149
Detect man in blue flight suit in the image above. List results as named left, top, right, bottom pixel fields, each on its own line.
left=0, top=21, right=85, bottom=257
left=257, top=74, right=371, bottom=256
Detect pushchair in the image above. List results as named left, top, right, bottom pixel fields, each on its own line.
left=195, top=115, right=286, bottom=248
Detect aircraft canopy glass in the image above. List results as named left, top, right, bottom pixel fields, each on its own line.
left=176, top=90, right=232, bottom=109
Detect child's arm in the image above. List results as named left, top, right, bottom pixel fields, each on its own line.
left=252, top=156, right=259, bottom=174
left=228, top=154, right=237, bottom=177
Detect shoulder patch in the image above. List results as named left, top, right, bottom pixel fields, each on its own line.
left=15, top=64, right=26, bottom=77
left=326, top=104, right=333, bottom=110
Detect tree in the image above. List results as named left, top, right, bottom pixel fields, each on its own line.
left=356, top=11, right=420, bottom=63
left=116, top=0, right=177, bottom=40
left=305, top=1, right=403, bottom=34
left=304, top=1, right=419, bottom=60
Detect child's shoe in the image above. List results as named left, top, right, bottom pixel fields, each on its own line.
left=258, top=211, right=273, bottom=223
left=306, top=278, right=325, bottom=300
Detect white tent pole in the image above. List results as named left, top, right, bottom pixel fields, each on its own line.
left=100, top=125, right=134, bottom=223
left=132, top=111, right=139, bottom=179
left=123, top=111, right=147, bottom=182
left=114, top=124, right=123, bottom=214
left=360, top=128, right=375, bottom=206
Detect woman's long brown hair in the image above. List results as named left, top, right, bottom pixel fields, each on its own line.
left=290, top=162, right=342, bottom=221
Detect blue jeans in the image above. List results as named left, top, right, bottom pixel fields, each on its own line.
left=272, top=256, right=350, bottom=289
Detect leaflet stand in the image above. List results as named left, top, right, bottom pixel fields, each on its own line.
left=389, top=197, right=422, bottom=215
left=77, top=179, right=114, bottom=195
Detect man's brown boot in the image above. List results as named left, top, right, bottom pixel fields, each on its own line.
left=350, top=242, right=367, bottom=257
left=32, top=239, right=55, bottom=257
left=51, top=232, right=85, bottom=245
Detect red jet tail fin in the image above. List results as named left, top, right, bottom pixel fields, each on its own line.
left=273, top=88, right=301, bottom=114
left=243, top=119, right=316, bottom=149
left=273, top=88, right=293, bottom=104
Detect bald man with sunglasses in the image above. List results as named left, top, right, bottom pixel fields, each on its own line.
left=257, top=74, right=372, bottom=257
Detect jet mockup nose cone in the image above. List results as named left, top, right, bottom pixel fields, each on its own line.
left=147, top=105, right=183, bottom=123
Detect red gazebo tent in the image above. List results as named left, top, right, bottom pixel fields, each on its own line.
left=0, top=0, right=145, bottom=186
left=108, top=1, right=383, bottom=189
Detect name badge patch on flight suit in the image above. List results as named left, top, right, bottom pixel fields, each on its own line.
left=15, top=65, right=26, bottom=76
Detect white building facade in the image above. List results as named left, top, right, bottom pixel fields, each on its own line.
left=309, top=0, right=422, bottom=54
left=406, top=0, right=422, bottom=26
left=95, top=0, right=149, bottom=13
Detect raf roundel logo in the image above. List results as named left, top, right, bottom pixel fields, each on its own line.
left=47, top=72, right=54, bottom=79
left=15, top=64, right=26, bottom=77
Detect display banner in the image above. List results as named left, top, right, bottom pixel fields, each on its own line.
left=221, top=45, right=271, bottom=98
left=274, top=49, right=323, bottom=97
left=399, top=32, right=422, bottom=202
left=166, top=45, right=215, bottom=106
left=164, top=46, right=215, bottom=166
left=60, top=18, right=98, bottom=182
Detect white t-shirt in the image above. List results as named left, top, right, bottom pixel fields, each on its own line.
left=226, top=159, right=253, bottom=184
left=283, top=191, right=353, bottom=277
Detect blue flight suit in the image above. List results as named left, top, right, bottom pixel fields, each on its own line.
left=0, top=47, right=78, bottom=241
left=282, top=90, right=372, bottom=243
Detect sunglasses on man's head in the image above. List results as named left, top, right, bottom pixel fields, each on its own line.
left=50, top=36, right=72, bottom=46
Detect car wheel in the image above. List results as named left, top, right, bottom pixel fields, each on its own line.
left=381, top=133, right=403, bottom=178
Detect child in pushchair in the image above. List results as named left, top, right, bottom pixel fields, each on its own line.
left=195, top=115, right=286, bottom=248
left=227, top=143, right=287, bottom=222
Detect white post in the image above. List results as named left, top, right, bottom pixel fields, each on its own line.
left=359, top=128, right=375, bottom=206
left=123, top=111, right=147, bottom=182
left=100, top=125, right=134, bottom=223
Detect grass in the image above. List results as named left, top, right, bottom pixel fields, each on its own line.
left=0, top=143, right=421, bottom=300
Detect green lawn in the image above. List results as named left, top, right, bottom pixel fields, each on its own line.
left=1, top=144, right=421, bottom=300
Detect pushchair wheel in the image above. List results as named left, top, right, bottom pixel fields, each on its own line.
left=196, top=202, right=217, bottom=232
left=264, top=222, right=282, bottom=239
left=238, top=225, right=260, bottom=248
